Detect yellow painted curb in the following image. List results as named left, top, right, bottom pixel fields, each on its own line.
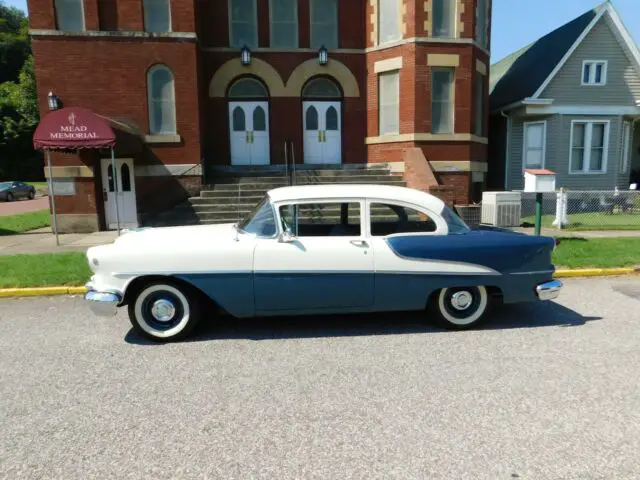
left=0, top=286, right=87, bottom=298
left=554, top=268, right=638, bottom=278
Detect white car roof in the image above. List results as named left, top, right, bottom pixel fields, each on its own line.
left=267, top=184, right=446, bottom=211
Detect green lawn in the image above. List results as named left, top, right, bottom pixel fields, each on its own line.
left=0, top=253, right=91, bottom=288
left=553, top=238, right=640, bottom=269
left=523, top=213, right=640, bottom=231
left=0, top=210, right=51, bottom=236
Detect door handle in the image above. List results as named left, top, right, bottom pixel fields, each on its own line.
left=103, top=189, right=107, bottom=201
left=250, top=131, right=254, bottom=144
left=322, top=131, right=326, bottom=142
left=350, top=240, right=368, bottom=247
left=318, top=130, right=322, bottom=142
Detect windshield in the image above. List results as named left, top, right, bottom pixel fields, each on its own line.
left=0, top=182, right=11, bottom=190
left=442, top=206, right=470, bottom=234
left=237, top=196, right=277, bottom=237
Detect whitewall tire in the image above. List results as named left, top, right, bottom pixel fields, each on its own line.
left=430, top=286, right=489, bottom=330
left=128, top=282, right=201, bottom=342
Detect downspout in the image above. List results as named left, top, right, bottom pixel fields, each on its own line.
left=500, top=110, right=511, bottom=190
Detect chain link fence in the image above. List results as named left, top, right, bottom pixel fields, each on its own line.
left=520, top=189, right=640, bottom=231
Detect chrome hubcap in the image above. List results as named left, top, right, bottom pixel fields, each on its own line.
left=450, top=291, right=473, bottom=311
left=150, top=299, right=176, bottom=322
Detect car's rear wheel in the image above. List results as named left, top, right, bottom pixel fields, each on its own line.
left=6, top=192, right=13, bottom=202
left=429, top=286, right=489, bottom=330
left=127, top=282, right=201, bottom=342
left=28, top=190, right=35, bottom=200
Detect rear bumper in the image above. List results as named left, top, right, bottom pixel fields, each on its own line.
left=536, top=280, right=563, bottom=301
left=85, top=282, right=122, bottom=317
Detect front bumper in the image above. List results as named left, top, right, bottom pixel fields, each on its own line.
left=85, top=282, right=122, bottom=317
left=536, top=280, right=563, bottom=301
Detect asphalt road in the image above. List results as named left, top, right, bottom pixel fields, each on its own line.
left=1, top=277, right=640, bottom=479
left=0, top=197, right=48, bottom=216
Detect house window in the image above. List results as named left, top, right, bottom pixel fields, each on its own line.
left=55, top=0, right=85, bottom=31
left=523, top=122, right=546, bottom=169
left=622, top=122, right=632, bottom=173
left=229, top=0, right=258, bottom=48
left=432, top=68, right=454, bottom=134
left=270, top=0, right=298, bottom=48
left=476, top=0, right=487, bottom=48
left=144, top=0, right=171, bottom=33
left=379, top=71, right=400, bottom=136
left=147, top=65, right=177, bottom=134
left=474, top=75, right=485, bottom=136
left=433, top=0, right=455, bottom=38
left=570, top=121, right=609, bottom=173
left=310, top=0, right=338, bottom=49
left=582, top=61, right=607, bottom=86
left=143, top=0, right=171, bottom=33
left=379, top=0, right=400, bottom=44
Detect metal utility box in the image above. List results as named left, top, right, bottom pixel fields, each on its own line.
left=481, top=191, right=522, bottom=227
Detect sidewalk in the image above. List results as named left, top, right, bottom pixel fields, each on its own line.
left=0, top=228, right=118, bottom=255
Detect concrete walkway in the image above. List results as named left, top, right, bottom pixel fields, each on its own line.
left=513, top=227, right=640, bottom=238
left=0, top=228, right=118, bottom=255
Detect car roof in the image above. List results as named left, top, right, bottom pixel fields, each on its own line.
left=267, top=184, right=446, bottom=211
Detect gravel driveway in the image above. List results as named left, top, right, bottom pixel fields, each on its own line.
left=1, top=277, right=640, bottom=479
left=0, top=197, right=49, bottom=216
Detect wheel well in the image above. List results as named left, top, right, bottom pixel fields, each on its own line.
left=122, top=275, right=219, bottom=311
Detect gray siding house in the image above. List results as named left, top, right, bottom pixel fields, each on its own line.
left=488, top=2, right=640, bottom=192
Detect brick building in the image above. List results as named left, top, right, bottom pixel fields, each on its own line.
left=28, top=0, right=492, bottom=232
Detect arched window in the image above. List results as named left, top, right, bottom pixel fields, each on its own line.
left=232, top=107, right=246, bottom=131
left=326, top=106, right=338, bottom=131
left=305, top=106, right=318, bottom=130
left=143, top=0, right=171, bottom=33
left=121, top=164, right=131, bottom=192
left=253, top=106, right=266, bottom=131
left=147, top=65, right=176, bottom=134
left=107, top=165, right=114, bottom=192
left=302, top=77, right=341, bottom=98
left=228, top=78, right=269, bottom=98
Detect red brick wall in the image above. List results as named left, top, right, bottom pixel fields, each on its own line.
left=32, top=37, right=201, bottom=167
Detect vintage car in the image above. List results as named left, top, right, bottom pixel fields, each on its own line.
left=85, top=184, right=562, bottom=341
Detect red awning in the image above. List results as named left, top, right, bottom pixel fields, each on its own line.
left=33, top=107, right=116, bottom=150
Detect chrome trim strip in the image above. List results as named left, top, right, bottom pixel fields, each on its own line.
left=510, top=270, right=555, bottom=275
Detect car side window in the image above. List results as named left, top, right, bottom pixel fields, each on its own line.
left=370, top=203, right=438, bottom=236
left=279, top=202, right=361, bottom=237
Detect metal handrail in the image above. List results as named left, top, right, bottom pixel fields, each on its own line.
left=290, top=140, right=297, bottom=186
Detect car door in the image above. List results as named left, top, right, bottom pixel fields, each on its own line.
left=252, top=200, right=375, bottom=314
left=15, top=182, right=29, bottom=198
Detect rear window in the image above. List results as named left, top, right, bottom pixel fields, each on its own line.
left=442, top=206, right=470, bottom=234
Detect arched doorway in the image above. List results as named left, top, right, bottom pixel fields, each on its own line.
left=228, top=77, right=270, bottom=166
left=302, top=77, right=342, bottom=165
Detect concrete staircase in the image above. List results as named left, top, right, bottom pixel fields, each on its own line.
left=147, top=166, right=406, bottom=227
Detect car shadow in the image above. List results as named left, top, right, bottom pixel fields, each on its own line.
left=124, top=301, right=602, bottom=346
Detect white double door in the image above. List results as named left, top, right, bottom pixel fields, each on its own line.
left=303, top=101, right=342, bottom=164
left=101, top=158, right=138, bottom=229
left=229, top=101, right=270, bottom=166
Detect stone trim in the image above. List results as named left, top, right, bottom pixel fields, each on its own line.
left=209, top=58, right=287, bottom=97
left=286, top=58, right=360, bottom=97
left=374, top=56, right=404, bottom=73
left=476, top=59, right=487, bottom=75
left=427, top=53, right=460, bottom=67
left=44, top=165, right=94, bottom=179
left=369, top=0, right=378, bottom=45
left=365, top=37, right=490, bottom=54
left=457, top=0, right=465, bottom=35
left=144, top=134, right=182, bottom=144
left=135, top=164, right=202, bottom=177
left=424, top=1, right=432, bottom=36
left=365, top=133, right=489, bottom=144
left=29, top=29, right=197, bottom=39
left=430, top=161, right=488, bottom=172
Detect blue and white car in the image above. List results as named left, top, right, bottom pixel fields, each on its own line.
left=85, top=184, right=562, bottom=342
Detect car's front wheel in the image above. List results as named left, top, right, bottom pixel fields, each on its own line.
left=429, top=286, right=489, bottom=330
left=128, top=282, right=201, bottom=342
left=6, top=192, right=13, bottom=202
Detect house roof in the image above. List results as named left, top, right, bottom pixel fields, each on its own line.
left=490, top=4, right=604, bottom=111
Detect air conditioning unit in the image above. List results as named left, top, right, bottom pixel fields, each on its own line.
left=481, top=192, right=522, bottom=227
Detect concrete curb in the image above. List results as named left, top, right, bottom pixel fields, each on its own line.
left=0, top=268, right=639, bottom=298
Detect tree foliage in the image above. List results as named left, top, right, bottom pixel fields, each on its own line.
left=0, top=1, right=42, bottom=181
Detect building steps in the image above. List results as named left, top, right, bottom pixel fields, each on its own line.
left=145, top=166, right=407, bottom=227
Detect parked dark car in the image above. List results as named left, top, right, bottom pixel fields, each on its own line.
left=0, top=181, right=36, bottom=202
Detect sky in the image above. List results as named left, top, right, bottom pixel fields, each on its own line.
left=4, top=0, right=640, bottom=63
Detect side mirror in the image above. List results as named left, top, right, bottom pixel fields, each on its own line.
left=279, top=231, right=296, bottom=243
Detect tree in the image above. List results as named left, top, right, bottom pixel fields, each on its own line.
left=0, top=1, right=42, bottom=181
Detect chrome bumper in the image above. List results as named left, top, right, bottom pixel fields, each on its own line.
left=536, top=280, right=563, bottom=301
left=85, top=282, right=122, bottom=317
